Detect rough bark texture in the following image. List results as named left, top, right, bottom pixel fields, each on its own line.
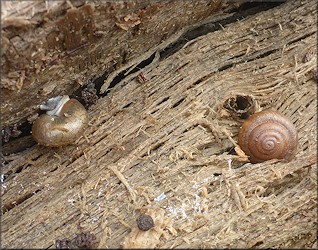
left=1, top=0, right=237, bottom=128
left=1, top=0, right=317, bottom=249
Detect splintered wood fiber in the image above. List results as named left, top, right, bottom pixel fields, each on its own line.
left=1, top=0, right=231, bottom=128
left=1, top=0, right=317, bottom=249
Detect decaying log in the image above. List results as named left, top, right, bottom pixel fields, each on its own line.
left=1, top=0, right=317, bottom=249
left=1, top=0, right=239, bottom=128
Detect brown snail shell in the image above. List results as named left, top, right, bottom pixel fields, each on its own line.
left=238, top=110, right=298, bottom=163
left=32, top=95, right=88, bottom=147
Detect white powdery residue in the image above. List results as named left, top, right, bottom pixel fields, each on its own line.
left=68, top=197, right=76, bottom=204
left=202, top=177, right=209, bottom=183
left=154, top=192, right=166, bottom=202
left=44, top=183, right=52, bottom=191
left=192, top=193, right=202, bottom=213
left=165, top=204, right=188, bottom=220
left=68, top=193, right=81, bottom=205
left=91, top=216, right=100, bottom=223
left=164, top=193, right=205, bottom=220
left=191, top=180, right=200, bottom=189
left=180, top=203, right=189, bottom=219
left=191, top=180, right=204, bottom=198
left=165, top=205, right=177, bottom=217
left=202, top=176, right=214, bottom=183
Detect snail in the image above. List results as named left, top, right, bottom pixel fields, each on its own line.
left=238, top=110, right=298, bottom=163
left=32, top=95, right=88, bottom=147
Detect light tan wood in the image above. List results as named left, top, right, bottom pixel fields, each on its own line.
left=1, top=0, right=237, bottom=128
left=1, top=0, right=316, bottom=248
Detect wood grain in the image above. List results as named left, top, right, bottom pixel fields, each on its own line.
left=1, top=0, right=236, bottom=128
left=1, top=0, right=316, bottom=248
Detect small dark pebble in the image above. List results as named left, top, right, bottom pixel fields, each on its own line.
left=136, top=214, right=154, bottom=231
left=55, top=238, right=72, bottom=249
left=81, top=82, right=98, bottom=107
left=74, top=232, right=97, bottom=249
left=2, top=124, right=22, bottom=143
left=2, top=127, right=11, bottom=143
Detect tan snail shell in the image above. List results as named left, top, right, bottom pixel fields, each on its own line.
left=238, top=110, right=298, bottom=163
left=32, top=95, right=88, bottom=147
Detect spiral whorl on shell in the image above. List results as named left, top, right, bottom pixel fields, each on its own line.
left=238, top=110, right=298, bottom=163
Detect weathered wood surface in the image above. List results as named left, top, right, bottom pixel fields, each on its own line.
left=1, top=0, right=238, bottom=128
left=1, top=0, right=317, bottom=249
